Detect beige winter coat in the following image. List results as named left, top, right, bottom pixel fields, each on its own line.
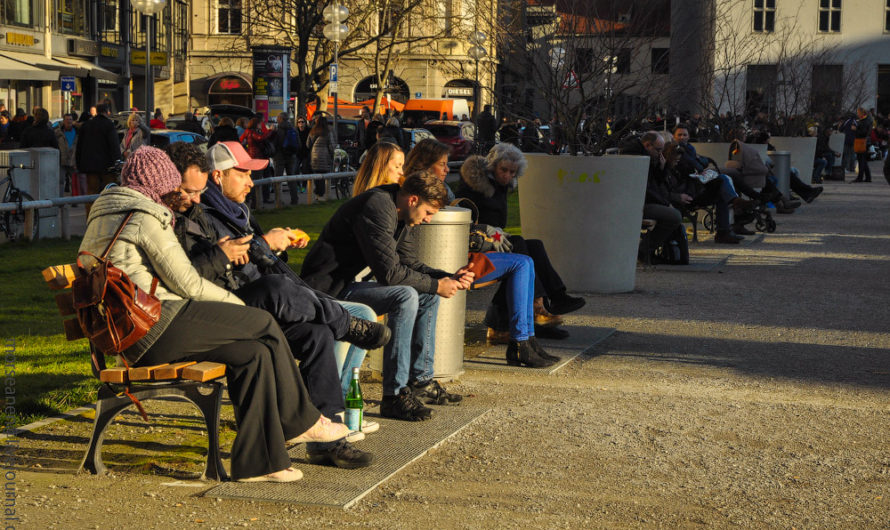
left=79, top=186, right=242, bottom=361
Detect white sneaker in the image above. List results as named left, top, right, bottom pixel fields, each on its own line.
left=361, top=419, right=380, bottom=434
left=345, top=429, right=365, bottom=443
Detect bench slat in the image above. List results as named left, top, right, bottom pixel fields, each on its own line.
left=55, top=292, right=76, bottom=316
left=63, top=318, right=85, bottom=341
left=99, top=367, right=128, bottom=384
left=42, top=263, right=81, bottom=290
left=153, top=361, right=197, bottom=380
left=128, top=364, right=169, bottom=381
left=182, top=362, right=226, bottom=382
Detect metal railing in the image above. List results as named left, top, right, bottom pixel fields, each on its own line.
left=0, top=160, right=465, bottom=242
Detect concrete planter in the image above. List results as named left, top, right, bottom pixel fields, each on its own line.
left=519, top=153, right=649, bottom=293
left=770, top=136, right=817, bottom=184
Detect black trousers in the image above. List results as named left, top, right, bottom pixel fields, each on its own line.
left=235, top=274, right=350, bottom=339
left=487, top=236, right=566, bottom=330
left=280, top=322, right=343, bottom=420
left=857, top=152, right=872, bottom=180
left=138, top=301, right=319, bottom=480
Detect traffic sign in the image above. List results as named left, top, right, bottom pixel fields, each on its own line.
left=415, top=92, right=422, bottom=98
left=60, top=76, right=76, bottom=92
left=330, top=63, right=338, bottom=83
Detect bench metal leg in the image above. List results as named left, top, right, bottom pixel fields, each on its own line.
left=79, top=381, right=228, bottom=481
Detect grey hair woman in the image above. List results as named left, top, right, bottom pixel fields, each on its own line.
left=485, top=142, right=528, bottom=184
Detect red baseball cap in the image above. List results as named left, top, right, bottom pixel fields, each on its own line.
left=207, top=141, right=269, bottom=171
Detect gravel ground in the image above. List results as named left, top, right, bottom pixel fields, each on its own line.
left=7, top=169, right=890, bottom=528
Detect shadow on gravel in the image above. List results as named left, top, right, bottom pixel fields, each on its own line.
left=601, top=330, right=890, bottom=389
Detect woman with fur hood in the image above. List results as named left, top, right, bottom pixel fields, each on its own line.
left=455, top=143, right=586, bottom=343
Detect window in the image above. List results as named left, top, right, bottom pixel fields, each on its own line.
left=746, top=64, right=777, bottom=114
left=573, top=48, right=594, bottom=75
left=56, top=0, right=87, bottom=35
left=651, top=48, right=669, bottom=74
left=378, top=3, right=403, bottom=36
left=818, top=0, right=841, bottom=33
left=810, top=64, right=843, bottom=115
left=218, top=0, right=242, bottom=34
left=98, top=0, right=118, bottom=35
left=444, top=0, right=459, bottom=36
left=3, top=0, right=35, bottom=26
left=753, top=0, right=775, bottom=33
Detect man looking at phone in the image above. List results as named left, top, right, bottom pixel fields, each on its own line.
left=301, top=172, right=474, bottom=421
left=163, top=141, right=386, bottom=469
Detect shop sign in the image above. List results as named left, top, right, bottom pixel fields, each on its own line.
left=131, top=51, right=167, bottom=66
left=6, top=32, right=36, bottom=47
left=101, top=45, right=120, bottom=59
left=446, top=87, right=474, bottom=97
left=67, top=39, right=99, bottom=58
left=210, top=76, right=250, bottom=93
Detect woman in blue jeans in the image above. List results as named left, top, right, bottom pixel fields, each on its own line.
left=401, top=139, right=556, bottom=368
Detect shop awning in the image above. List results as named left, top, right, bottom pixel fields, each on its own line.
left=0, top=50, right=80, bottom=77
left=54, top=56, right=119, bottom=82
left=0, top=55, right=58, bottom=81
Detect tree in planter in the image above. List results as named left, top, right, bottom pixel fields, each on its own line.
left=492, top=0, right=670, bottom=155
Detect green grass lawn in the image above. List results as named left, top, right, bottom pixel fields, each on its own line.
left=0, top=191, right=521, bottom=428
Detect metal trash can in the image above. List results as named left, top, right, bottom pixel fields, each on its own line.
left=412, top=206, right=472, bottom=380
left=768, top=150, right=792, bottom=200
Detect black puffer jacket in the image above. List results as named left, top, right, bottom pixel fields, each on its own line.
left=172, top=204, right=238, bottom=290
left=20, top=123, right=58, bottom=149
left=300, top=184, right=449, bottom=297
left=75, top=114, right=121, bottom=173
left=454, top=155, right=511, bottom=228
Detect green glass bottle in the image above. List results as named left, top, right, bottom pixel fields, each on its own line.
left=345, top=367, right=363, bottom=431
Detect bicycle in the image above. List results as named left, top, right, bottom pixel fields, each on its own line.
left=0, top=163, right=38, bottom=242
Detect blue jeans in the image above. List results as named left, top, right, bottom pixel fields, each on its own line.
left=333, top=301, right=377, bottom=397
left=473, top=253, right=535, bottom=341
left=340, top=282, right=440, bottom=396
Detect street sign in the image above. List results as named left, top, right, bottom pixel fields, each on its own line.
left=330, top=81, right=339, bottom=93
left=415, top=92, right=422, bottom=98
left=60, top=76, right=76, bottom=92
left=330, top=63, right=338, bottom=83
left=130, top=51, right=168, bottom=66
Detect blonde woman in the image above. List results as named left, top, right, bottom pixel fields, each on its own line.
left=121, top=113, right=150, bottom=159
left=351, top=141, right=404, bottom=196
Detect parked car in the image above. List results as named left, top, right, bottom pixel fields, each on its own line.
left=167, top=104, right=256, bottom=131
left=403, top=127, right=435, bottom=150
left=118, top=129, right=208, bottom=152
left=423, top=120, right=476, bottom=160
left=402, top=98, right=471, bottom=123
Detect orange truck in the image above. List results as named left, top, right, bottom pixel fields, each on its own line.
left=401, top=98, right=471, bottom=124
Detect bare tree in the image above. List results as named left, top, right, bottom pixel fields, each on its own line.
left=494, top=0, right=669, bottom=154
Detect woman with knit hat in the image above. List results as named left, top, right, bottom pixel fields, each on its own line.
left=78, top=146, right=348, bottom=482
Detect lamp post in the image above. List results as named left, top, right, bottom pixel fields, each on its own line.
left=323, top=4, right=348, bottom=147
left=132, top=0, right=166, bottom=125
left=467, top=30, right=486, bottom=139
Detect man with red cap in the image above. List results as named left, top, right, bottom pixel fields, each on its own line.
left=170, top=141, right=387, bottom=468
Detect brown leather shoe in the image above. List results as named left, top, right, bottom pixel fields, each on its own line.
left=533, top=297, right=564, bottom=327
left=486, top=328, right=511, bottom=345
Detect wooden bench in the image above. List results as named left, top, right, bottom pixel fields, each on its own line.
left=42, top=263, right=229, bottom=481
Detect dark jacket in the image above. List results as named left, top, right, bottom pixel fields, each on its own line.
left=454, top=155, right=510, bottom=228
left=75, top=114, right=121, bottom=174
left=207, top=124, right=239, bottom=147
left=855, top=115, right=873, bottom=139
left=177, top=118, right=205, bottom=135
left=172, top=204, right=239, bottom=290
left=300, top=184, right=449, bottom=297
left=20, top=123, right=58, bottom=149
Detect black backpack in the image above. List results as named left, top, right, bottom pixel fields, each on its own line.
left=654, top=225, right=689, bottom=265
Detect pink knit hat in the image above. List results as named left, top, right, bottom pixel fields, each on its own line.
left=121, top=145, right=181, bottom=207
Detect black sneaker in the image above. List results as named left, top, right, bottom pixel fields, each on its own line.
left=307, top=439, right=374, bottom=469
left=380, top=388, right=433, bottom=421
left=342, top=316, right=391, bottom=350
left=410, top=379, right=462, bottom=405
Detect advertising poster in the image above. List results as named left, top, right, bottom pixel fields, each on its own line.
left=252, top=46, right=291, bottom=122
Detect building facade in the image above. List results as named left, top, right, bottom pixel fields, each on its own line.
left=0, top=0, right=187, bottom=118
left=187, top=0, right=497, bottom=119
